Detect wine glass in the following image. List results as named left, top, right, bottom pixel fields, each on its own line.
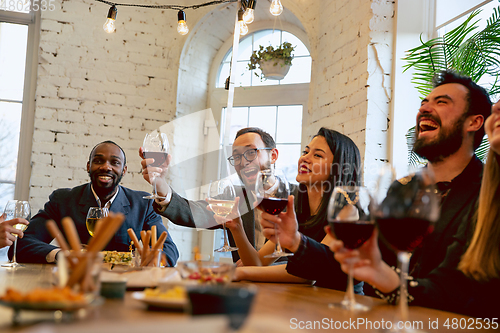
left=207, top=179, right=239, bottom=252
left=142, top=129, right=169, bottom=200
left=2, top=200, right=31, bottom=268
left=327, top=186, right=375, bottom=311
left=373, top=166, right=440, bottom=331
left=255, top=169, right=292, bottom=258
left=86, top=207, right=109, bottom=237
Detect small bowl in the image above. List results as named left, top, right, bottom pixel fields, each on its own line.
left=100, top=278, right=127, bottom=299
left=176, top=261, right=235, bottom=285
left=188, top=285, right=257, bottom=330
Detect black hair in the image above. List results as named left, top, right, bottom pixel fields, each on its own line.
left=88, top=140, right=127, bottom=166
left=432, top=70, right=492, bottom=150
left=234, top=127, right=276, bottom=149
left=297, top=127, right=361, bottom=228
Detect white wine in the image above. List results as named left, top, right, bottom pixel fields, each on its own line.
left=86, top=217, right=100, bottom=237
left=207, top=199, right=235, bottom=217
left=14, top=224, right=28, bottom=232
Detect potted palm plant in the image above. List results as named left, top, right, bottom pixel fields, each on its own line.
left=403, top=6, right=500, bottom=166
left=248, top=42, right=295, bottom=80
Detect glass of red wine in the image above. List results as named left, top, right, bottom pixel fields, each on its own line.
left=374, top=166, right=440, bottom=331
left=255, top=169, right=292, bottom=258
left=142, top=130, right=169, bottom=200
left=327, top=186, right=374, bottom=311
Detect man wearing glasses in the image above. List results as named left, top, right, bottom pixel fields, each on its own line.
left=140, top=127, right=279, bottom=262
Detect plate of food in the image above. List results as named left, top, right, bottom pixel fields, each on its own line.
left=101, top=251, right=137, bottom=271
left=0, top=287, right=100, bottom=312
left=132, top=286, right=188, bottom=310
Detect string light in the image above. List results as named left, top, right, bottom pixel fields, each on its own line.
left=177, top=10, right=189, bottom=35
left=242, top=0, right=256, bottom=24
left=103, top=5, right=117, bottom=33
left=269, top=0, right=283, bottom=16
left=238, top=8, right=249, bottom=35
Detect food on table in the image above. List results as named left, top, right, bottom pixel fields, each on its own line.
left=144, top=286, right=186, bottom=300
left=102, top=251, right=133, bottom=265
left=0, top=287, right=85, bottom=303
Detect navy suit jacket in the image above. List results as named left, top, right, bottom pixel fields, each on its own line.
left=14, top=183, right=179, bottom=265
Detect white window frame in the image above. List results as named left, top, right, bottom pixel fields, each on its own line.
left=0, top=8, right=41, bottom=200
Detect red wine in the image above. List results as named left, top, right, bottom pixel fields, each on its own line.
left=376, top=217, right=434, bottom=253
left=258, top=197, right=288, bottom=215
left=329, top=221, right=375, bottom=250
left=143, top=152, right=168, bottom=167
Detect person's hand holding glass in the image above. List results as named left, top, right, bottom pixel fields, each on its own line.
left=255, top=169, right=292, bottom=258
left=141, top=129, right=170, bottom=200
left=1, top=200, right=31, bottom=268
left=326, top=186, right=374, bottom=311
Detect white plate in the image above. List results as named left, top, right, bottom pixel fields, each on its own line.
left=132, top=291, right=187, bottom=310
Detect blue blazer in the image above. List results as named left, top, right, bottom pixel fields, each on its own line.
left=14, top=183, right=179, bottom=266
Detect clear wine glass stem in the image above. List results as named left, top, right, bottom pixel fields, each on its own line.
left=274, top=223, right=283, bottom=253
left=222, top=223, right=229, bottom=248
left=12, top=236, right=18, bottom=265
left=397, top=251, right=411, bottom=322
left=344, top=262, right=355, bottom=308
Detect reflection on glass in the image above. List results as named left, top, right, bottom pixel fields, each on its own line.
left=248, top=106, right=277, bottom=135
left=228, top=107, right=249, bottom=141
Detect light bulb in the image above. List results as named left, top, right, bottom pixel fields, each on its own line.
left=270, top=0, right=283, bottom=16
left=243, top=8, right=255, bottom=24
left=239, top=20, right=249, bottom=35
left=177, top=10, right=189, bottom=35
left=238, top=8, right=248, bottom=36
left=103, top=19, right=115, bottom=33
left=103, top=6, right=117, bottom=33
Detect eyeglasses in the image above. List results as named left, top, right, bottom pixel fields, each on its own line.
left=228, top=148, right=272, bottom=166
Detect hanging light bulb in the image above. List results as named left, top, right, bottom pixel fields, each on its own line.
left=238, top=8, right=249, bottom=36
left=177, top=10, right=189, bottom=35
left=103, top=5, right=117, bottom=33
left=242, top=0, right=256, bottom=24
left=269, top=0, right=283, bottom=16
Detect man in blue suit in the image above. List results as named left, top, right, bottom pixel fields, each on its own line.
left=14, top=141, right=179, bottom=265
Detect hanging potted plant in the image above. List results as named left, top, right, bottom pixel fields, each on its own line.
left=248, top=42, right=295, bottom=80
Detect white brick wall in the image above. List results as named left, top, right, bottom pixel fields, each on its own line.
left=29, top=0, right=394, bottom=261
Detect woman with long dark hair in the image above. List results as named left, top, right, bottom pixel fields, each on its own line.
left=225, top=127, right=361, bottom=284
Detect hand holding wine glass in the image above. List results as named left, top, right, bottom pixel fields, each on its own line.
left=207, top=178, right=238, bottom=252
left=0, top=214, right=29, bottom=249
left=142, top=130, right=170, bottom=200
left=255, top=169, right=292, bottom=258
left=86, top=207, right=109, bottom=237
left=2, top=200, right=31, bottom=268
left=326, top=186, right=375, bottom=311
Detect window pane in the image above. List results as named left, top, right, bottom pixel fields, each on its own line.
left=217, top=62, right=230, bottom=88
left=436, top=0, right=485, bottom=27
left=0, top=184, right=15, bottom=213
left=252, top=75, right=278, bottom=86
left=276, top=106, right=303, bottom=143
left=282, top=31, right=309, bottom=57
left=248, top=106, right=277, bottom=136
left=0, top=22, right=28, bottom=101
left=0, top=0, right=30, bottom=13
left=228, top=107, right=248, bottom=141
left=235, top=60, right=251, bottom=87
left=238, top=34, right=253, bottom=61
left=253, top=29, right=280, bottom=50
left=280, top=56, right=312, bottom=85
left=0, top=101, right=22, bottom=185
left=275, top=144, right=301, bottom=184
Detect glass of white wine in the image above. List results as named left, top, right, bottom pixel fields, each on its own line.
left=86, top=207, right=109, bottom=237
left=207, top=179, right=238, bottom=252
left=2, top=200, right=31, bottom=268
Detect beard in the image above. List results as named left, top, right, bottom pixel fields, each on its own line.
left=89, top=170, right=124, bottom=198
left=413, top=114, right=467, bottom=163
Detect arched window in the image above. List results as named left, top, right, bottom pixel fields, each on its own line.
left=210, top=28, right=311, bottom=183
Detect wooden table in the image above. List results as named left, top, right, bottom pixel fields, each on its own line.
left=0, top=264, right=493, bottom=332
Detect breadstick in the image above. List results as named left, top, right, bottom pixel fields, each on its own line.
left=142, top=230, right=151, bottom=261
left=151, top=225, right=157, bottom=247
left=141, top=231, right=167, bottom=267
left=62, top=217, right=82, bottom=252
left=46, top=220, right=71, bottom=253
left=127, top=228, right=142, bottom=253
